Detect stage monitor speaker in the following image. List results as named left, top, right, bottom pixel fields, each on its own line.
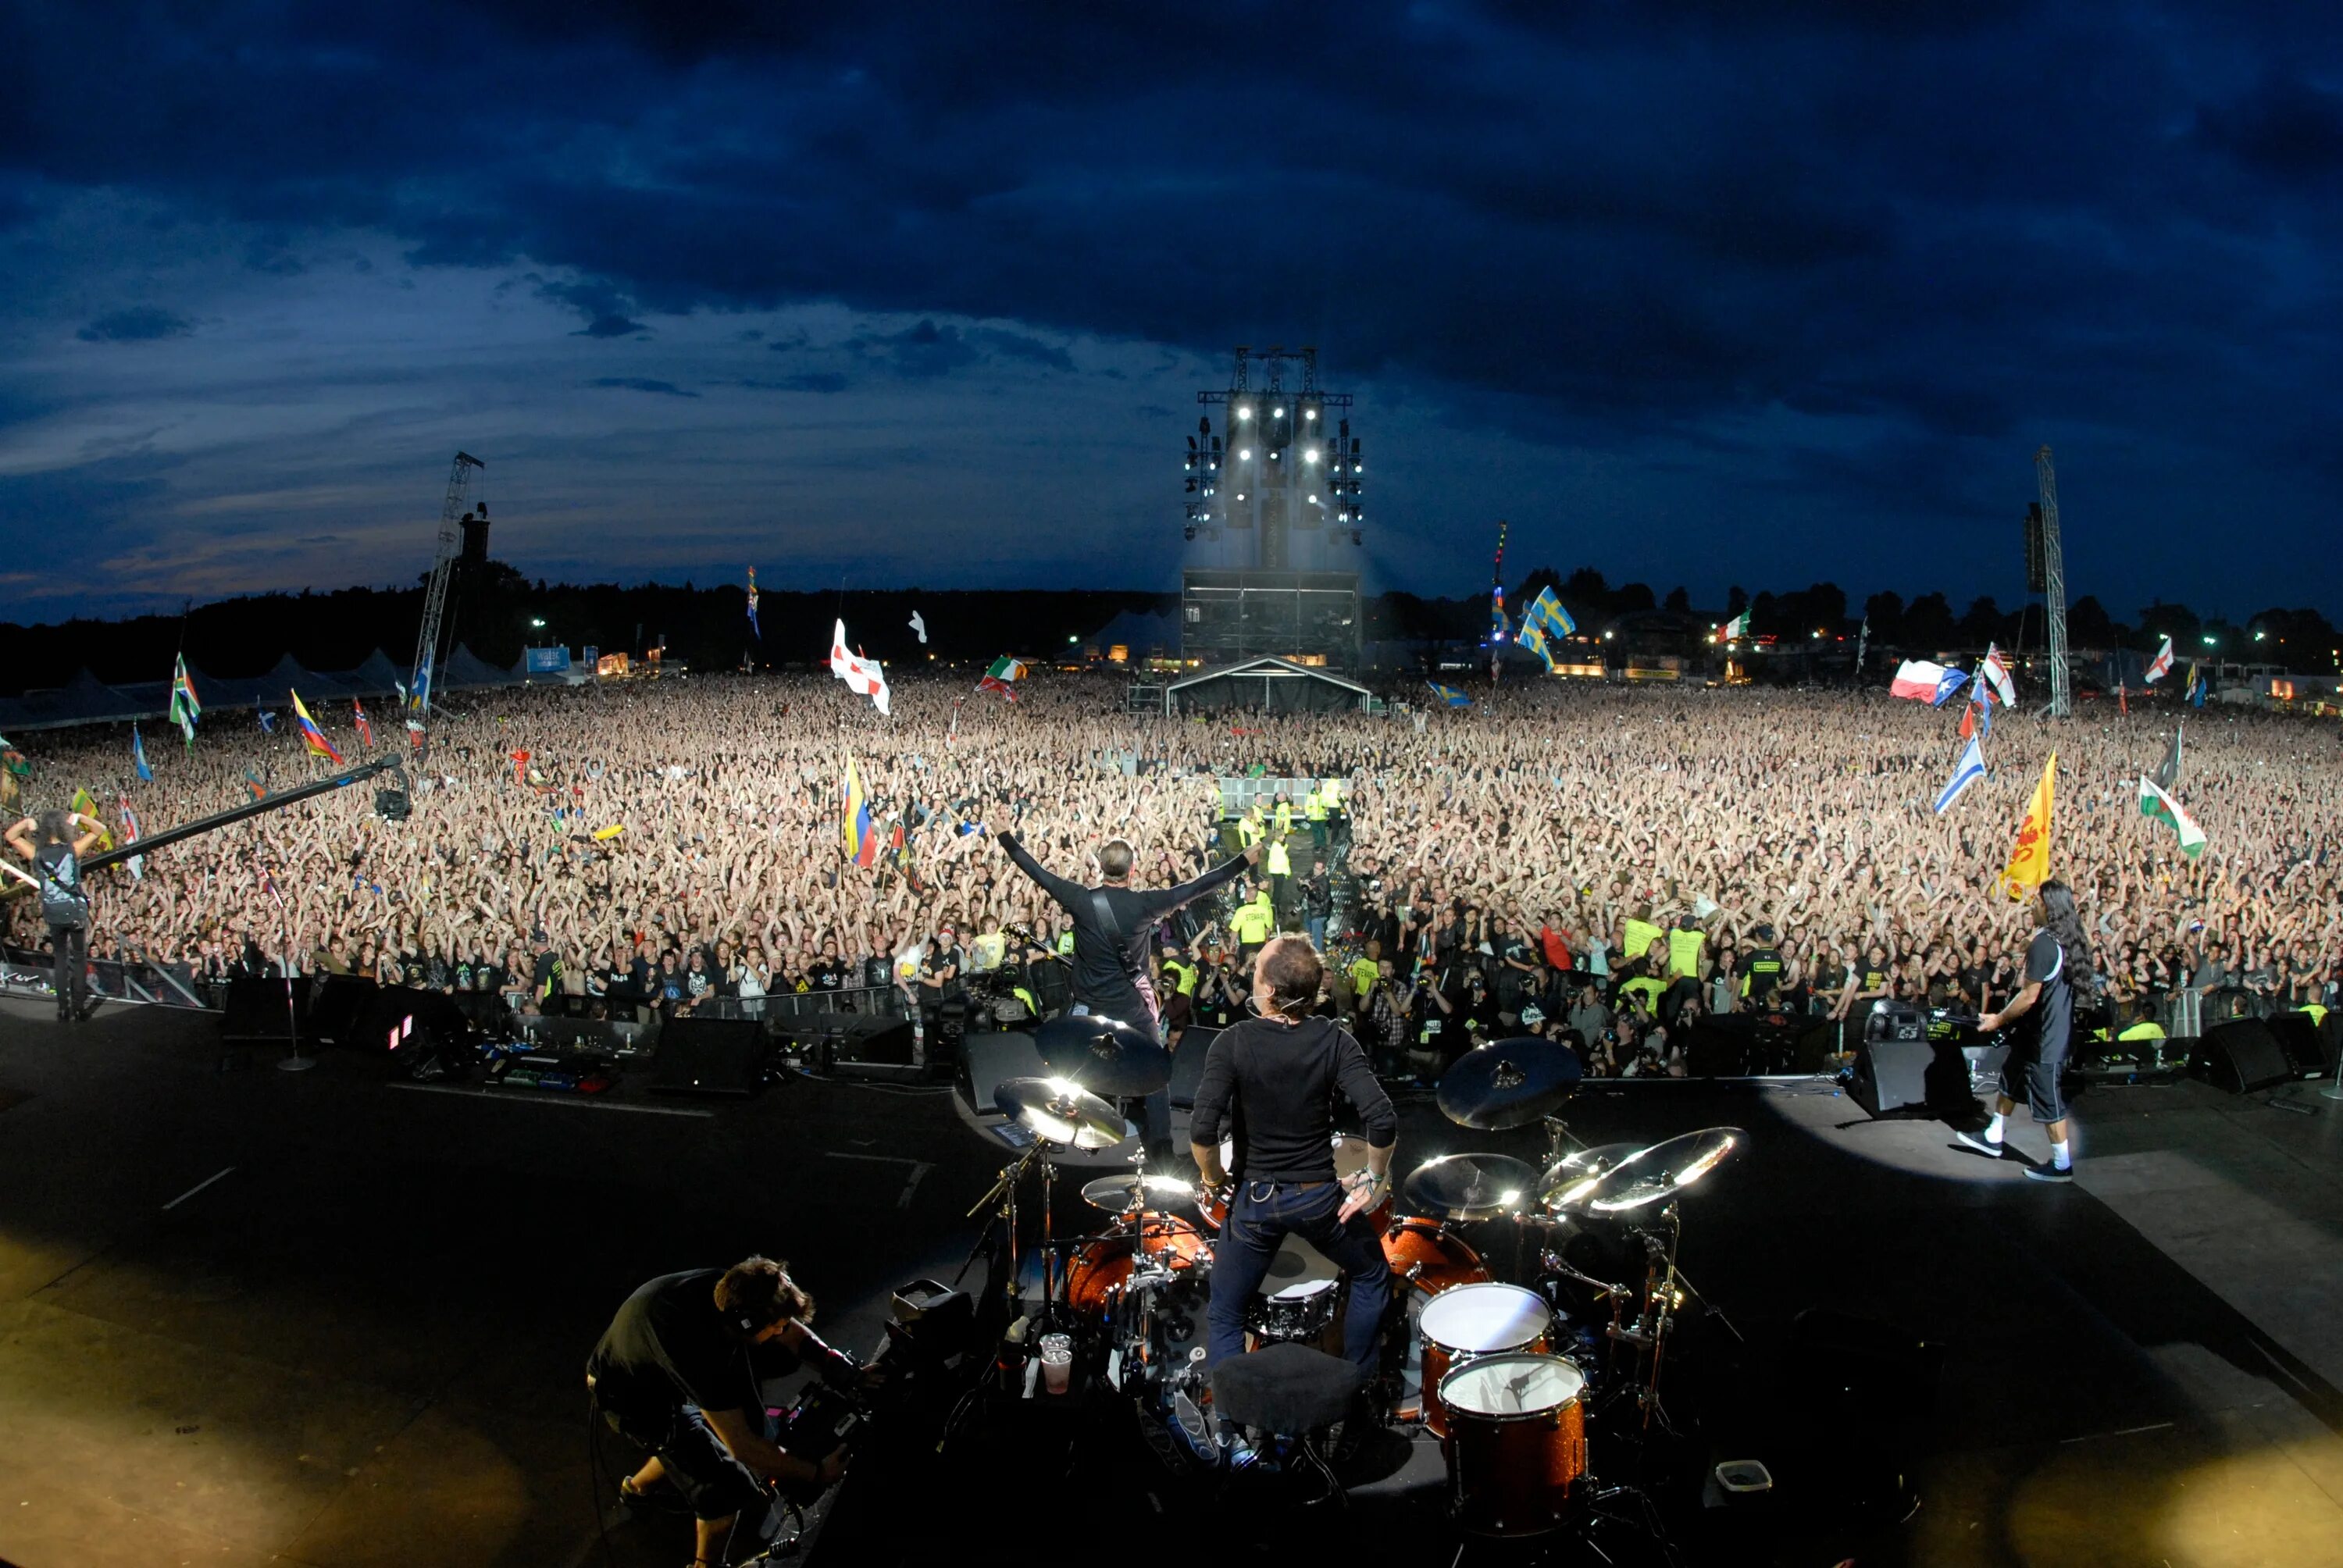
left=651, top=1017, right=769, bottom=1097
left=1683, top=1014, right=1825, bottom=1078
left=1849, top=1039, right=1932, bottom=1115
left=829, top=1015, right=920, bottom=1081
left=2191, top=1019, right=2295, bottom=1094
left=956, top=1030, right=1045, bottom=1117
left=306, top=974, right=377, bottom=1045
left=2263, top=1011, right=2329, bottom=1077
left=1169, top=1026, right=1218, bottom=1109
left=449, top=990, right=515, bottom=1035
left=350, top=986, right=476, bottom=1078
left=221, top=975, right=311, bottom=1044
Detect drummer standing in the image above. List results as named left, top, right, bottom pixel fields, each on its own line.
left=990, top=821, right=1259, bottom=1167
left=1191, top=937, right=1396, bottom=1439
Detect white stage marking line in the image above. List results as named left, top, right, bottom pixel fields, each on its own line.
left=162, top=1167, right=237, bottom=1211
left=2059, top=1420, right=2175, bottom=1445
left=826, top=1152, right=935, bottom=1209
left=388, top=1082, right=713, bottom=1118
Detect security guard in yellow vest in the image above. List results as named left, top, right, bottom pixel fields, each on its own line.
left=1160, top=949, right=1197, bottom=998
left=1741, top=925, right=1785, bottom=1006
left=1621, top=910, right=1664, bottom=973
left=1272, top=793, right=1293, bottom=837
left=1303, top=783, right=1328, bottom=848
left=1666, top=921, right=1706, bottom=982
left=1265, top=834, right=1295, bottom=928
left=1237, top=804, right=1266, bottom=849
left=1229, top=889, right=1275, bottom=957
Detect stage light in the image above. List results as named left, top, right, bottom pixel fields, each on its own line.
left=530, top=617, right=547, bottom=628
left=1303, top=449, right=1319, bottom=464
left=1239, top=448, right=1252, bottom=460
left=1273, top=407, right=1285, bottom=419
left=1305, top=408, right=1318, bottom=421
left=1237, top=405, right=1253, bottom=420
left=2253, top=630, right=2266, bottom=641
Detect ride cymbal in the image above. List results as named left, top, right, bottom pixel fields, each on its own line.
left=1437, top=1037, right=1583, bottom=1131
left=1403, top=1152, right=1541, bottom=1221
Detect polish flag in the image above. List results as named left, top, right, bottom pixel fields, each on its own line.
left=1890, top=659, right=1954, bottom=701
left=829, top=620, right=892, bottom=716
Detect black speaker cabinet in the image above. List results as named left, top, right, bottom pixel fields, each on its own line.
left=651, top=1016, right=770, bottom=1097
left=2263, top=1011, right=2330, bottom=1077
left=2191, top=1018, right=2295, bottom=1094
left=350, top=986, right=476, bottom=1079
left=1849, top=1039, right=1932, bottom=1114
left=829, top=1015, right=921, bottom=1082
left=955, top=1030, right=1046, bottom=1117
left=221, top=975, right=311, bottom=1044
left=305, top=973, right=376, bottom=1045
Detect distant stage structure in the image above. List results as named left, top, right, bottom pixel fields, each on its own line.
left=1180, top=345, right=1364, bottom=668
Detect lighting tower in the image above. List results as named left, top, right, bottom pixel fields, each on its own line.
left=409, top=451, right=484, bottom=732
left=2034, top=444, right=2071, bottom=718
left=1179, top=347, right=1364, bottom=666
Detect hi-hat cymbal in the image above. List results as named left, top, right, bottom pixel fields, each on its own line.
left=1536, top=1143, right=1647, bottom=1212
left=997, top=1076, right=1127, bottom=1150
left=1554, top=1127, right=1744, bottom=1215
left=1436, top=1038, right=1584, bottom=1130
left=1402, top=1152, right=1541, bottom=1221
left=1034, top=1014, right=1172, bottom=1097
left=1079, top=1171, right=1198, bottom=1213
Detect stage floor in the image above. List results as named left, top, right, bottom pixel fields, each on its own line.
left=0, top=998, right=2338, bottom=1566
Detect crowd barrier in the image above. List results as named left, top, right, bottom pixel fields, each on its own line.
left=2, top=942, right=213, bottom=1010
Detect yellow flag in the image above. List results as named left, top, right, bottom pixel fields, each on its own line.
left=1999, top=750, right=2056, bottom=897
left=69, top=786, right=115, bottom=851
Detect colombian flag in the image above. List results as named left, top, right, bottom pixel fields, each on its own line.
left=291, top=690, right=344, bottom=765
left=842, top=752, right=877, bottom=868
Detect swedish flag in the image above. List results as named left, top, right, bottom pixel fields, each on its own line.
left=1517, top=586, right=1577, bottom=671
left=1426, top=681, right=1472, bottom=708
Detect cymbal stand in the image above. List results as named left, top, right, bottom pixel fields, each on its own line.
left=965, top=1146, right=1042, bottom=1320
left=1606, top=1204, right=1684, bottom=1438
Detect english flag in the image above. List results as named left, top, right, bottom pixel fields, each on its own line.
left=829, top=619, right=892, bottom=716
left=2144, top=636, right=2174, bottom=684
left=1980, top=643, right=2016, bottom=707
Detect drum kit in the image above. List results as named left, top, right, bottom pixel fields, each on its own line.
left=965, top=1023, right=1744, bottom=1541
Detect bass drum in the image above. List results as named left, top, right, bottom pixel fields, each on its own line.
left=1066, top=1214, right=1211, bottom=1320
left=1381, top=1219, right=1491, bottom=1423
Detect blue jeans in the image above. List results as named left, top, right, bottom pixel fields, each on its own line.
left=1207, top=1180, right=1390, bottom=1377
left=1306, top=915, right=1327, bottom=949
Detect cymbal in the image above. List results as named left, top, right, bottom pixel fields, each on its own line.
left=997, top=1076, right=1128, bottom=1150
left=1436, top=1037, right=1583, bottom=1130
left=1079, top=1171, right=1198, bottom=1213
left=1034, top=1014, right=1172, bottom=1097
left=1402, top=1153, right=1541, bottom=1221
left=1536, top=1143, right=1647, bottom=1212
left=1555, top=1127, right=1744, bottom=1215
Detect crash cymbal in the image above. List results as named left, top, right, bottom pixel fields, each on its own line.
left=1556, top=1127, right=1744, bottom=1215
left=1437, top=1037, right=1584, bottom=1131
left=1537, top=1143, right=1647, bottom=1212
left=1033, top=1014, right=1172, bottom=1097
left=1079, top=1171, right=1198, bottom=1213
left=997, top=1077, right=1128, bottom=1150
left=1402, top=1153, right=1541, bottom=1221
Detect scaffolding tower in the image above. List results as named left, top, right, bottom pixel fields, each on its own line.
left=409, top=451, right=484, bottom=735
left=2034, top=445, right=2071, bottom=718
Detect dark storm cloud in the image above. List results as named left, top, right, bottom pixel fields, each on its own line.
left=2, top=1, right=2339, bottom=611
left=588, top=376, right=699, bottom=397
left=75, top=306, right=194, bottom=343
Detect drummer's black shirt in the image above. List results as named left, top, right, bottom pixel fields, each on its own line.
left=1191, top=1015, right=1396, bottom=1183
left=587, top=1269, right=764, bottom=1424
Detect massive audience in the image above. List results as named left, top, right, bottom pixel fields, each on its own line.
left=5, top=667, right=2338, bottom=1076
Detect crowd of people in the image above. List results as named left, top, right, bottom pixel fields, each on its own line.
left=6, top=665, right=2339, bottom=1079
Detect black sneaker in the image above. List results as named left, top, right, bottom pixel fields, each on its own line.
left=2025, top=1164, right=2074, bottom=1184
left=1952, top=1131, right=2004, bottom=1159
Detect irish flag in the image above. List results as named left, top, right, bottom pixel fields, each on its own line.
left=2138, top=775, right=2206, bottom=860
left=978, top=654, right=1028, bottom=700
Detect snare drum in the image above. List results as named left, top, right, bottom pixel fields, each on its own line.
left=1246, top=1232, right=1344, bottom=1350
left=1439, top=1352, right=1588, bottom=1537
left=1415, top=1283, right=1552, bottom=1438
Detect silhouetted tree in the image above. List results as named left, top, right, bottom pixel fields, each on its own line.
left=1616, top=582, right=1656, bottom=612
left=1863, top=590, right=1905, bottom=643
left=1664, top=585, right=1690, bottom=613
left=2137, top=600, right=2199, bottom=648
left=1726, top=584, right=1749, bottom=615
left=1904, top=592, right=1956, bottom=648
left=2067, top=595, right=2116, bottom=648
left=1958, top=596, right=2003, bottom=647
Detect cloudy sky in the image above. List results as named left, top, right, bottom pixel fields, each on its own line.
left=2, top=2, right=2338, bottom=624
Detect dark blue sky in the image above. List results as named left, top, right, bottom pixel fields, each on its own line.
left=2, top=2, right=2338, bottom=625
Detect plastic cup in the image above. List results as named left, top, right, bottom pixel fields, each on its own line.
left=1040, top=1332, right=1073, bottom=1395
